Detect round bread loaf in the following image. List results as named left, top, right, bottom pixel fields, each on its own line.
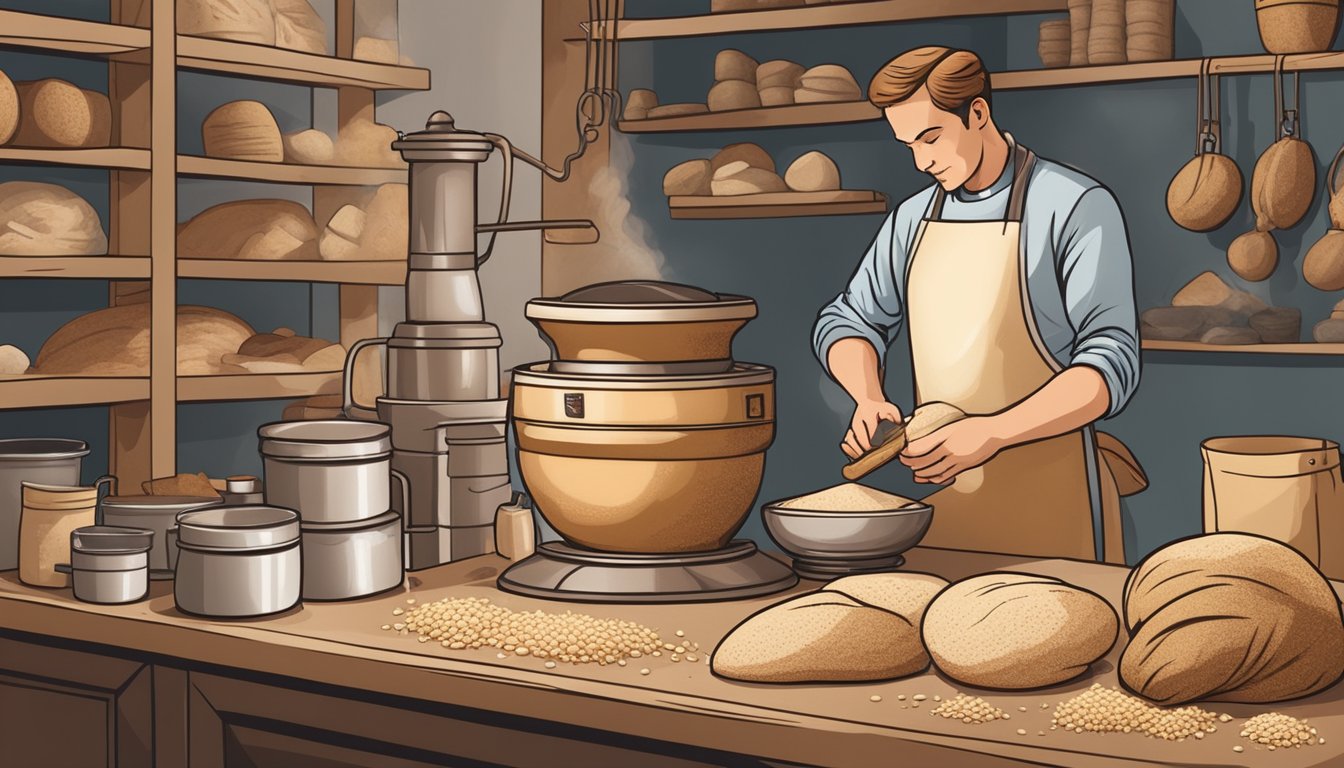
left=784, top=151, right=840, bottom=192
left=282, top=128, right=335, bottom=165
left=756, top=60, right=805, bottom=90
left=1120, top=533, right=1344, bottom=704
left=922, top=572, right=1119, bottom=689
left=178, top=199, right=318, bottom=261
left=178, top=0, right=274, bottom=44
left=799, top=64, right=860, bottom=96
left=715, top=49, right=758, bottom=83
left=823, top=572, right=948, bottom=618
left=14, top=80, right=110, bottom=148
left=758, top=86, right=795, bottom=107
left=0, top=344, right=29, bottom=375
left=0, top=70, right=17, bottom=145
left=34, top=304, right=255, bottom=376
left=663, top=159, right=713, bottom=196
left=1228, top=229, right=1278, bottom=282
left=710, top=162, right=787, bottom=195
left=1304, top=229, right=1344, bottom=291
left=708, top=80, right=761, bottom=112
left=0, top=181, right=107, bottom=256
left=1315, top=316, right=1344, bottom=342
left=1166, top=153, right=1243, bottom=232
left=274, top=0, right=327, bottom=54
left=1253, top=137, right=1316, bottom=230
left=335, top=119, right=403, bottom=168
left=623, top=89, right=659, bottom=121
left=710, top=142, right=775, bottom=174
left=1200, top=325, right=1260, bottom=345
left=203, top=100, right=282, bottom=162
left=646, top=103, right=708, bottom=119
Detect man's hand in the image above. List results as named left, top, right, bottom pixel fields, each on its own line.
left=841, top=399, right=905, bottom=460
left=899, top=416, right=1005, bottom=484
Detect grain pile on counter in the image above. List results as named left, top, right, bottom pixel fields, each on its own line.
left=930, top=694, right=1008, bottom=724
left=1053, top=684, right=1223, bottom=741
left=384, top=596, right=707, bottom=667
left=1240, top=712, right=1324, bottom=749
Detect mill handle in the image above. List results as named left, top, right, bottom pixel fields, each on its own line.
left=342, top=337, right=389, bottom=419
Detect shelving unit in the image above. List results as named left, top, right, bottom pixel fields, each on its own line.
left=668, top=190, right=888, bottom=219
left=1141, top=341, right=1344, bottom=355
left=0, top=3, right=428, bottom=487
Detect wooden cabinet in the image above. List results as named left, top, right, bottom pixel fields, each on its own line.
left=0, top=635, right=153, bottom=768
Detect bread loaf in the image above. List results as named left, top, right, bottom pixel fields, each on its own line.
left=623, top=89, right=658, bottom=121
left=1126, top=0, right=1175, bottom=61
left=335, top=119, right=403, bottom=168
left=794, top=87, right=856, bottom=104
left=922, top=572, right=1118, bottom=689
left=758, top=86, right=796, bottom=107
left=1166, top=153, right=1243, bottom=232
left=0, top=345, right=29, bottom=375
left=319, top=229, right=360, bottom=260
left=712, top=574, right=944, bottom=683
left=178, top=0, right=275, bottom=44
left=1253, top=137, right=1316, bottom=230
left=1038, top=19, right=1072, bottom=67
left=1087, top=0, right=1127, bottom=64
left=708, top=80, right=761, bottom=112
left=273, top=0, right=327, bottom=54
left=0, top=181, right=107, bottom=256
left=202, top=100, right=282, bottom=162
left=238, top=331, right=331, bottom=362
left=142, top=473, right=219, bottom=498
left=13, top=80, right=110, bottom=148
left=784, top=151, right=840, bottom=192
left=1140, top=306, right=1240, bottom=341
left=710, top=161, right=787, bottom=195
left=663, top=159, right=713, bottom=196
left=178, top=200, right=318, bottom=261
left=353, top=36, right=399, bottom=64
left=357, top=183, right=408, bottom=261
left=1304, top=229, right=1344, bottom=290
left=1069, top=0, right=1093, bottom=65
left=1314, top=317, right=1344, bottom=342
left=1227, top=229, right=1278, bottom=282
left=646, top=103, right=708, bottom=119
left=1248, top=307, right=1301, bottom=342
left=710, top=142, right=775, bottom=174
left=1172, top=271, right=1233, bottom=307
left=0, top=69, right=17, bottom=145
left=715, top=49, right=758, bottom=83
left=326, top=204, right=366, bottom=242
left=301, top=343, right=346, bottom=371
left=1120, top=533, right=1344, bottom=704
left=33, top=304, right=254, bottom=376
left=799, top=64, right=860, bottom=97
left=1200, top=325, right=1260, bottom=345
left=282, top=128, right=335, bottom=164
left=756, top=60, right=805, bottom=90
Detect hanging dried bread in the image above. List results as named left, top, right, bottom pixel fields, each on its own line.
left=178, top=0, right=275, bottom=45
left=0, top=345, right=29, bottom=375
left=663, top=159, right=713, bottom=196
left=0, top=69, right=16, bottom=145
left=710, top=161, right=787, bottom=195
left=784, top=151, right=840, bottom=192
left=1227, top=228, right=1278, bottom=282
left=202, top=100, right=283, bottom=162
left=0, top=181, right=107, bottom=256
left=714, top=49, right=758, bottom=83
left=13, top=80, right=110, bottom=148
left=273, top=0, right=327, bottom=54
left=178, top=200, right=319, bottom=261
left=32, top=304, right=255, bottom=376
left=1120, top=533, right=1344, bottom=704
left=282, top=128, right=335, bottom=165
left=1303, top=146, right=1344, bottom=291
left=1167, top=63, right=1242, bottom=232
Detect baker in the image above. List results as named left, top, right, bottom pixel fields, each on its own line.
left=812, top=46, right=1142, bottom=563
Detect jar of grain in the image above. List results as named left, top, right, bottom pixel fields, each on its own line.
left=17, top=479, right=112, bottom=588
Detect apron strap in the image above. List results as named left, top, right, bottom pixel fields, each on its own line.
left=924, top=141, right=1037, bottom=223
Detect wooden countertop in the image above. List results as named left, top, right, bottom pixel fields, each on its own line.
left=1, top=547, right=1341, bottom=768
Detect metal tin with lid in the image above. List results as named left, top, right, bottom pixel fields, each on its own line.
left=61, top=525, right=153, bottom=604
left=172, top=505, right=301, bottom=618
left=99, top=495, right=222, bottom=576
left=0, top=438, right=91, bottom=571
left=300, top=510, right=403, bottom=601
left=258, top=421, right=394, bottom=524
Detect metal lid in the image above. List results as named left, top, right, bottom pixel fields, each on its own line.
left=390, top=111, right=494, bottom=162
left=258, top=420, right=392, bottom=460
left=299, top=509, right=401, bottom=533
left=388, top=322, right=503, bottom=350
left=175, top=505, right=300, bottom=550
left=0, top=438, right=90, bottom=461
left=71, top=525, right=154, bottom=554
left=102, top=495, right=222, bottom=512
left=525, top=280, right=757, bottom=324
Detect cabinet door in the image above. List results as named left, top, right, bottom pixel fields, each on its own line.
left=0, top=634, right=153, bottom=768
left=185, top=672, right=746, bottom=768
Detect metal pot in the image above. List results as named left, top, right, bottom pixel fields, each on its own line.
left=57, top=525, right=153, bottom=604
left=172, top=505, right=301, bottom=618
left=99, top=495, right=222, bottom=577
left=258, top=421, right=392, bottom=524
left=0, top=439, right=90, bottom=570
left=300, top=510, right=403, bottom=601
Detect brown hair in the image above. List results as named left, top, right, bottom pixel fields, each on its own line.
left=867, top=47, right=992, bottom=124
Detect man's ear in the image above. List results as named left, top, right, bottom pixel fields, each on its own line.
left=969, top=97, right=990, bottom=129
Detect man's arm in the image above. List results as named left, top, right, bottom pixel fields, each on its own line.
left=901, top=186, right=1139, bottom=483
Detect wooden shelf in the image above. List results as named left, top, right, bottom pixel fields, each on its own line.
left=178, top=259, right=406, bottom=286
left=177, top=156, right=405, bottom=187
left=0, top=255, right=150, bottom=279
left=0, top=147, right=151, bottom=171
left=668, top=190, right=888, bottom=219
left=0, top=375, right=149, bottom=410
left=178, top=371, right=342, bottom=403
left=0, top=10, right=149, bottom=56
left=589, top=0, right=1067, bottom=40
left=621, top=101, right=877, bottom=133
left=174, top=35, right=429, bottom=91
left=1142, top=341, right=1344, bottom=355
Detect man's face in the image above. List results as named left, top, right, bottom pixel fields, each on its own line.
left=883, top=86, right=984, bottom=192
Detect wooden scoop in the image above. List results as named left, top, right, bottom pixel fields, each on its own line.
left=842, top=419, right=907, bottom=481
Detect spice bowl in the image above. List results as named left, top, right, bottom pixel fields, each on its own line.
left=762, top=490, right=933, bottom=580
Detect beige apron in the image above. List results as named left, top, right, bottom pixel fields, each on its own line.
left=903, top=144, right=1128, bottom=562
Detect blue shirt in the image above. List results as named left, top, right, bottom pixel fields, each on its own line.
left=812, top=143, right=1141, bottom=418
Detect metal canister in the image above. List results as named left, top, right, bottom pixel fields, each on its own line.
left=99, top=495, right=222, bottom=576
left=62, top=526, right=153, bottom=604
left=172, top=505, right=301, bottom=618
left=300, top=510, right=403, bottom=601
left=258, top=421, right=392, bottom=524
left=0, top=439, right=90, bottom=570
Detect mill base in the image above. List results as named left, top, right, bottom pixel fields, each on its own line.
left=788, top=554, right=907, bottom=582
left=497, top=540, right=798, bottom=603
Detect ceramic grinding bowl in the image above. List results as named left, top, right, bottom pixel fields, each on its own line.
left=762, top=497, right=934, bottom=581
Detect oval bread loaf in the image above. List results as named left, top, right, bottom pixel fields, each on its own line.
left=274, top=0, right=327, bottom=54
left=922, top=572, right=1118, bottom=689
left=178, top=0, right=274, bottom=44
left=178, top=199, right=318, bottom=261
left=715, top=49, right=758, bottom=83
left=203, top=100, right=282, bottom=162
left=823, top=572, right=948, bottom=618
left=710, top=161, right=787, bottom=195
left=784, top=151, right=840, bottom=192
left=1120, top=533, right=1344, bottom=704
left=13, top=80, right=111, bottom=148
left=33, top=304, right=255, bottom=376
left=1304, top=229, right=1344, bottom=291
left=0, top=345, right=30, bottom=375
left=756, top=60, right=805, bottom=90
left=623, top=89, right=659, bottom=121
left=710, top=142, right=775, bottom=174
left=1253, top=137, right=1316, bottom=230
left=0, top=181, right=107, bottom=256
left=798, top=64, right=860, bottom=96
left=282, top=128, right=335, bottom=164
left=0, top=69, right=16, bottom=145
left=758, top=86, right=795, bottom=107
left=906, top=401, right=966, bottom=442
left=708, top=80, right=761, bottom=112
left=663, top=159, right=713, bottom=196
left=646, top=103, right=709, bottom=119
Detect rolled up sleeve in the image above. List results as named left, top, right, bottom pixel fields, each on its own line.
left=1057, top=186, right=1141, bottom=418
left=812, top=212, right=906, bottom=375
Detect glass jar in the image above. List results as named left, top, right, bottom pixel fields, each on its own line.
left=353, top=0, right=400, bottom=64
